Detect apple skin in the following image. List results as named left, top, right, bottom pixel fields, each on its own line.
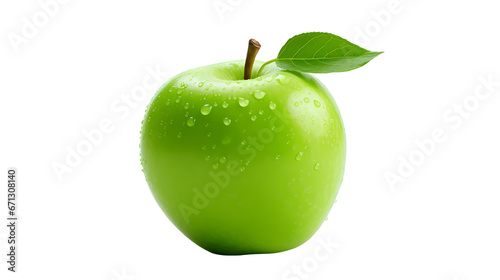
left=140, top=60, right=346, bottom=255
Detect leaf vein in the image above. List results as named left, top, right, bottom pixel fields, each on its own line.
left=291, top=34, right=323, bottom=58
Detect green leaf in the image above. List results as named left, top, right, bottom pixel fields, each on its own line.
left=264, top=32, right=382, bottom=74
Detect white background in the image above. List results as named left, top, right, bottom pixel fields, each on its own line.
left=1, top=0, right=500, bottom=279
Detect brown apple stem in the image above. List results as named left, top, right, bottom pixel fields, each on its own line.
left=244, top=39, right=261, bottom=80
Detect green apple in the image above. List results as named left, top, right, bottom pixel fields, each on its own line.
left=140, top=59, right=346, bottom=255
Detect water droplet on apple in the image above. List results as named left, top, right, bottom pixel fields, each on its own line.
left=222, top=101, right=229, bottom=108
left=222, top=137, right=231, bottom=145
left=294, top=102, right=299, bottom=107
left=187, top=117, right=196, bottom=127
left=177, top=132, right=182, bottom=138
left=314, top=100, right=321, bottom=108
left=304, top=98, right=310, bottom=103
left=212, top=163, right=219, bottom=169
left=200, top=104, right=212, bottom=115
left=219, top=156, right=227, bottom=163
left=275, top=74, right=288, bottom=84
left=295, top=152, right=303, bottom=161
left=314, top=162, right=320, bottom=170
left=251, top=115, right=257, bottom=121
left=269, top=101, right=277, bottom=110
left=223, top=117, right=231, bottom=126
left=184, top=103, right=189, bottom=109
left=198, top=81, right=205, bottom=87
left=205, top=155, right=210, bottom=161
left=253, top=90, right=266, bottom=99
left=175, top=96, right=181, bottom=103
left=238, top=97, right=249, bottom=107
